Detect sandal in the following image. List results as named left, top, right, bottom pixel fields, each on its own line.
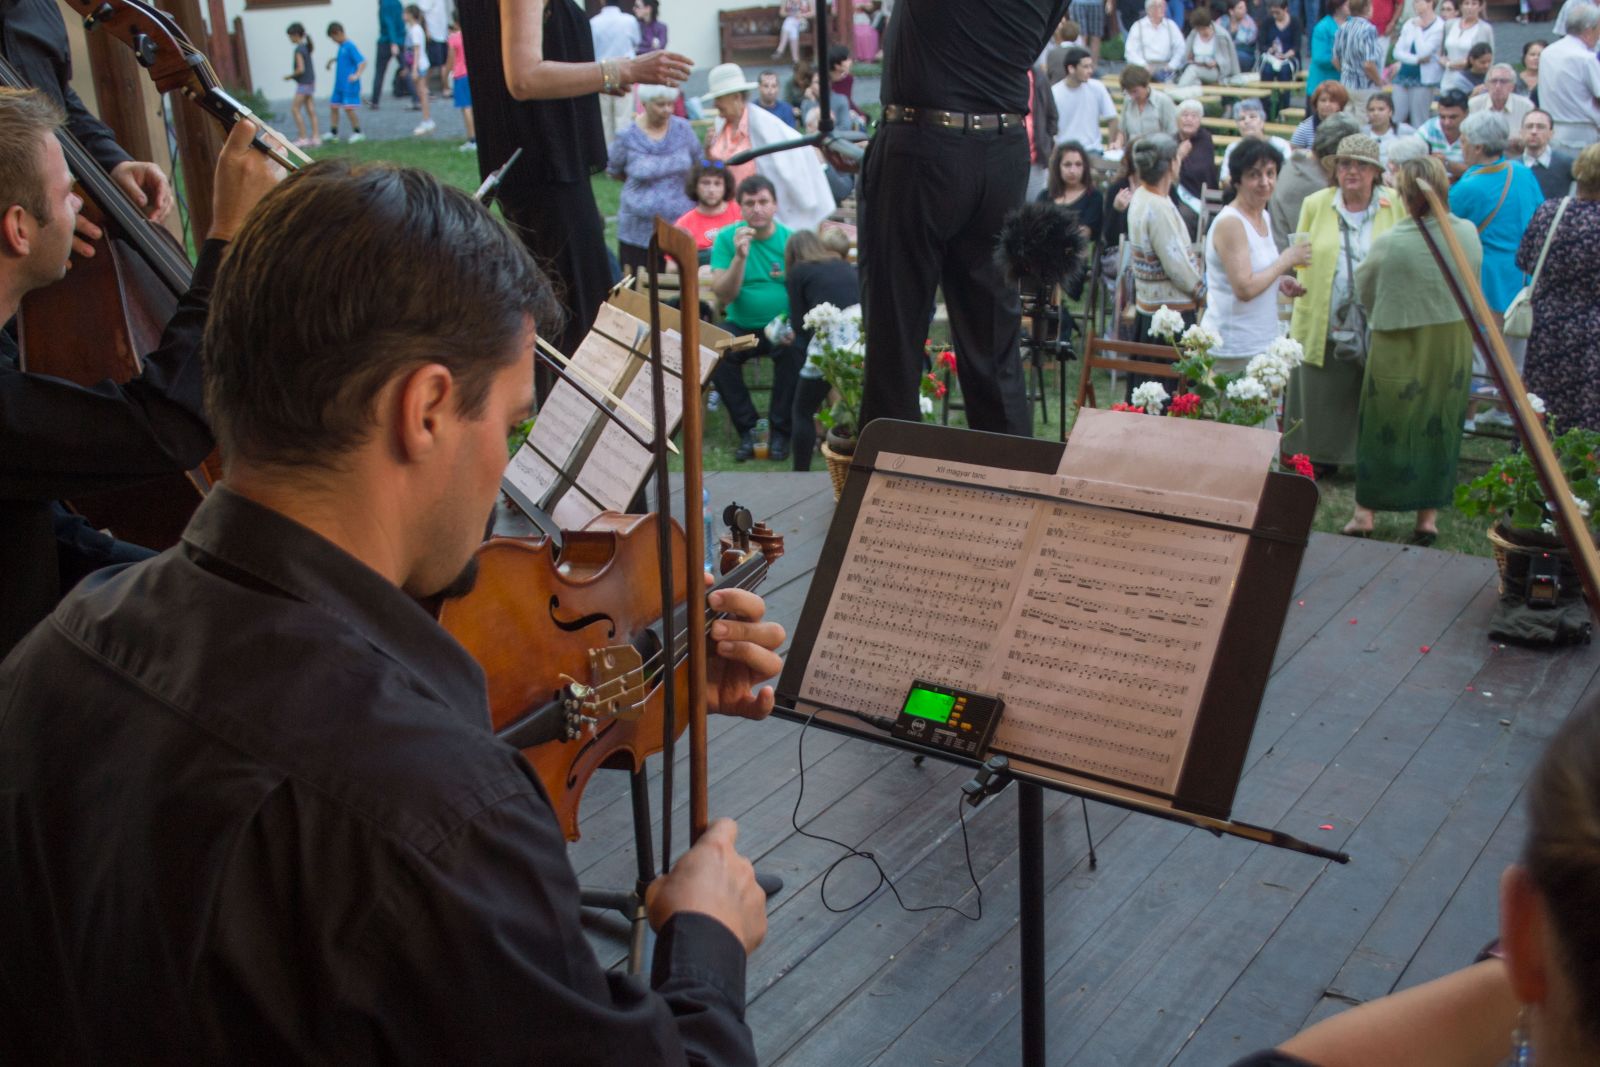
left=1341, top=521, right=1373, bottom=538
left=1409, top=530, right=1438, bottom=547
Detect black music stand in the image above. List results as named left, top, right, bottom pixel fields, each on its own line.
left=775, top=419, right=1349, bottom=1067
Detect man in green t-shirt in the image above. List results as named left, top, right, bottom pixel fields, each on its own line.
left=709, top=175, right=802, bottom=462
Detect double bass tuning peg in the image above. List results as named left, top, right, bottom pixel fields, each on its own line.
left=82, top=3, right=114, bottom=29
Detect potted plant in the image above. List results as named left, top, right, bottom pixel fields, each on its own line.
left=1454, top=396, right=1600, bottom=572
left=803, top=302, right=938, bottom=497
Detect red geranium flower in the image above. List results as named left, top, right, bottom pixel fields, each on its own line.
left=1289, top=453, right=1315, bottom=479
left=1110, top=402, right=1144, bottom=413
left=938, top=349, right=957, bottom=371
left=1169, top=392, right=1202, bottom=417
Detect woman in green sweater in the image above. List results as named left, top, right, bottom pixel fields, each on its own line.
left=1344, top=153, right=1482, bottom=544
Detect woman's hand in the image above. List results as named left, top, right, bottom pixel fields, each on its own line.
left=625, top=49, right=694, bottom=88
left=1114, top=185, right=1135, bottom=211
left=1279, top=275, right=1307, bottom=297
left=1281, top=241, right=1312, bottom=272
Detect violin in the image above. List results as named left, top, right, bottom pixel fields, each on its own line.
left=438, top=507, right=784, bottom=841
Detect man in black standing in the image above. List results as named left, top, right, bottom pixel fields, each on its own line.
left=858, top=0, right=1070, bottom=438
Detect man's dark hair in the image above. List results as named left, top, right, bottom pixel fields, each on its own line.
left=327, top=20, right=344, bottom=35
left=1467, top=40, right=1493, bottom=60
left=736, top=173, right=778, bottom=202
left=1228, top=136, right=1284, bottom=185
left=827, top=44, right=850, bottom=70
left=684, top=159, right=735, bottom=202
left=1528, top=107, right=1554, bottom=125
left=1436, top=88, right=1470, bottom=113
left=1062, top=46, right=1091, bottom=69
left=0, top=87, right=64, bottom=224
left=203, top=160, right=558, bottom=470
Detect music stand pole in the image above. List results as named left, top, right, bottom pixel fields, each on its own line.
left=1019, top=782, right=1047, bottom=1067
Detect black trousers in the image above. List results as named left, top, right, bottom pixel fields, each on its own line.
left=711, top=330, right=802, bottom=440
left=859, top=122, right=1032, bottom=438
left=371, top=42, right=395, bottom=105
left=791, top=374, right=833, bottom=471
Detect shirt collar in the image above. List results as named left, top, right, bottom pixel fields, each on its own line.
left=181, top=485, right=489, bottom=727
left=1526, top=146, right=1553, bottom=167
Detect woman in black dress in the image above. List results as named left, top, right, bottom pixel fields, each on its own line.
left=457, top=0, right=690, bottom=377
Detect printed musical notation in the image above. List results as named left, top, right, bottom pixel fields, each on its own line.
left=798, top=426, right=1273, bottom=799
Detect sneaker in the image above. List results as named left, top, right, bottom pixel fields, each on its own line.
left=347, top=132, right=366, bottom=143
left=458, top=140, right=477, bottom=152
left=733, top=432, right=756, bottom=462
left=706, top=389, right=721, bottom=412
left=292, top=137, right=311, bottom=148
left=412, top=119, right=436, bottom=136
left=308, top=136, right=323, bottom=147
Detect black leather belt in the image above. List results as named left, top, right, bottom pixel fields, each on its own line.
left=881, top=104, right=1025, bottom=132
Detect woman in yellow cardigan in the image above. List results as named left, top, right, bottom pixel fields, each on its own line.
left=1285, top=133, right=1406, bottom=472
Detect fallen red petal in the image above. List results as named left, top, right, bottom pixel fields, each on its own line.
left=1419, top=645, right=1431, bottom=654
left=1466, top=685, right=1476, bottom=692
left=1348, top=618, right=1358, bottom=625
left=1319, top=824, right=1334, bottom=831
left=1298, top=600, right=1306, bottom=607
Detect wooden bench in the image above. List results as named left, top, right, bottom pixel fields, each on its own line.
left=719, top=6, right=783, bottom=63
left=1202, top=116, right=1300, bottom=138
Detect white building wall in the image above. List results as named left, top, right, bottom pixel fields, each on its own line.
left=222, top=0, right=724, bottom=99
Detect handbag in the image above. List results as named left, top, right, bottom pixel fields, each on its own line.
left=1504, top=196, right=1570, bottom=339
left=1328, top=214, right=1370, bottom=365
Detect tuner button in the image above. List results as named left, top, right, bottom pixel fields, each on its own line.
left=132, top=31, right=157, bottom=66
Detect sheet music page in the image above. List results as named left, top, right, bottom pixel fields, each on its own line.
left=796, top=459, right=1043, bottom=723
left=577, top=329, right=719, bottom=512
left=504, top=442, right=564, bottom=505
left=519, top=305, right=645, bottom=478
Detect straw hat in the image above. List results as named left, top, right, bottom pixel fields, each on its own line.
left=1322, top=132, right=1384, bottom=173
left=700, top=63, right=760, bottom=103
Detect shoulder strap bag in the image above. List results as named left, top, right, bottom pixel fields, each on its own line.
left=1328, top=213, right=1370, bottom=365
left=1504, top=195, right=1570, bottom=339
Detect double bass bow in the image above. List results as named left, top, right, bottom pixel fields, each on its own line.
left=1413, top=179, right=1600, bottom=615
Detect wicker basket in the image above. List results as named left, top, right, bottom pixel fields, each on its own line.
left=820, top=441, right=851, bottom=501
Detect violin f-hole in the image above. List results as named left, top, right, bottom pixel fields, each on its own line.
left=548, top=595, right=616, bottom=637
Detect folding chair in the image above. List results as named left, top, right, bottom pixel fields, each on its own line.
left=1074, top=332, right=1183, bottom=412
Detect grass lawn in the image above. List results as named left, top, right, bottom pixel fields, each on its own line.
left=292, top=136, right=1513, bottom=558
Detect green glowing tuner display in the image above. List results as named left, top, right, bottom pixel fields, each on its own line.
left=903, top=686, right=956, bottom=724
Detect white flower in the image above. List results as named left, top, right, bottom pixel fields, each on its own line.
left=1577, top=497, right=1593, bottom=519
left=1541, top=520, right=1557, bottom=535
left=1225, top=377, right=1270, bottom=403
left=1130, top=381, right=1170, bottom=413
left=802, top=302, right=841, bottom=334
left=1528, top=393, right=1547, bottom=415
left=1266, top=335, right=1305, bottom=368
left=1245, top=352, right=1291, bottom=392
left=919, top=395, right=934, bottom=416
left=1181, top=324, right=1224, bottom=352
left=1150, top=306, right=1186, bottom=340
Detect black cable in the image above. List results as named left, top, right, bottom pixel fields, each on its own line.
left=790, top=705, right=984, bottom=921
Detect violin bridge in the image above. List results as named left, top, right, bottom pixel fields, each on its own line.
left=587, top=646, right=646, bottom=722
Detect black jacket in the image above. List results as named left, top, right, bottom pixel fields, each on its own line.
left=0, top=485, right=754, bottom=1064
left=0, top=0, right=131, bottom=172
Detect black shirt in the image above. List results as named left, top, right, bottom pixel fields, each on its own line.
left=0, top=0, right=131, bottom=172
left=787, top=257, right=860, bottom=351
left=0, top=239, right=222, bottom=660
left=0, top=485, right=754, bottom=1065
left=1035, top=186, right=1106, bottom=242
left=879, top=0, right=1071, bottom=114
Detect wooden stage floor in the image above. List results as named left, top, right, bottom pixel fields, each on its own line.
left=566, top=471, right=1600, bottom=1067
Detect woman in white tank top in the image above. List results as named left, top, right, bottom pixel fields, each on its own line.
left=1201, top=138, right=1311, bottom=379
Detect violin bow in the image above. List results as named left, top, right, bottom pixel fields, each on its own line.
left=59, top=0, right=309, bottom=172
left=1413, top=179, right=1600, bottom=616
left=651, top=220, right=712, bottom=845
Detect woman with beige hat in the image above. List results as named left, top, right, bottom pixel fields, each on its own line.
left=1284, top=131, right=1405, bottom=477
left=701, top=61, right=836, bottom=230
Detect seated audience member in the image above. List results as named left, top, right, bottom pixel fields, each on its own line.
left=1418, top=87, right=1471, bottom=177
left=703, top=63, right=834, bottom=230
left=1457, top=41, right=1495, bottom=95
left=1174, top=98, right=1219, bottom=213
left=1038, top=140, right=1105, bottom=240
left=1291, top=80, right=1352, bottom=148
left=1052, top=47, right=1119, bottom=155
left=1223, top=99, right=1294, bottom=186
left=783, top=58, right=813, bottom=111
left=675, top=160, right=742, bottom=266
left=786, top=229, right=859, bottom=472
left=1439, top=0, right=1495, bottom=95
left=1120, top=65, right=1179, bottom=144
left=1521, top=109, right=1577, bottom=198
left=1126, top=0, right=1187, bottom=81
left=0, top=157, right=781, bottom=1061
left=754, top=69, right=797, bottom=128
left=1230, top=696, right=1600, bottom=1067
left=1218, top=0, right=1260, bottom=70
left=709, top=175, right=803, bottom=462
left=1260, top=0, right=1303, bottom=116
left=1469, top=63, right=1534, bottom=134
left=1179, top=9, right=1242, bottom=85
left=1363, top=92, right=1416, bottom=165
left=1271, top=111, right=1362, bottom=249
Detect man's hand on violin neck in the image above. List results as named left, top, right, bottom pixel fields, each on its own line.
left=705, top=585, right=784, bottom=720
left=646, top=818, right=768, bottom=955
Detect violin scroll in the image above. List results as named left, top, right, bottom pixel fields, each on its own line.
left=718, top=501, right=785, bottom=574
